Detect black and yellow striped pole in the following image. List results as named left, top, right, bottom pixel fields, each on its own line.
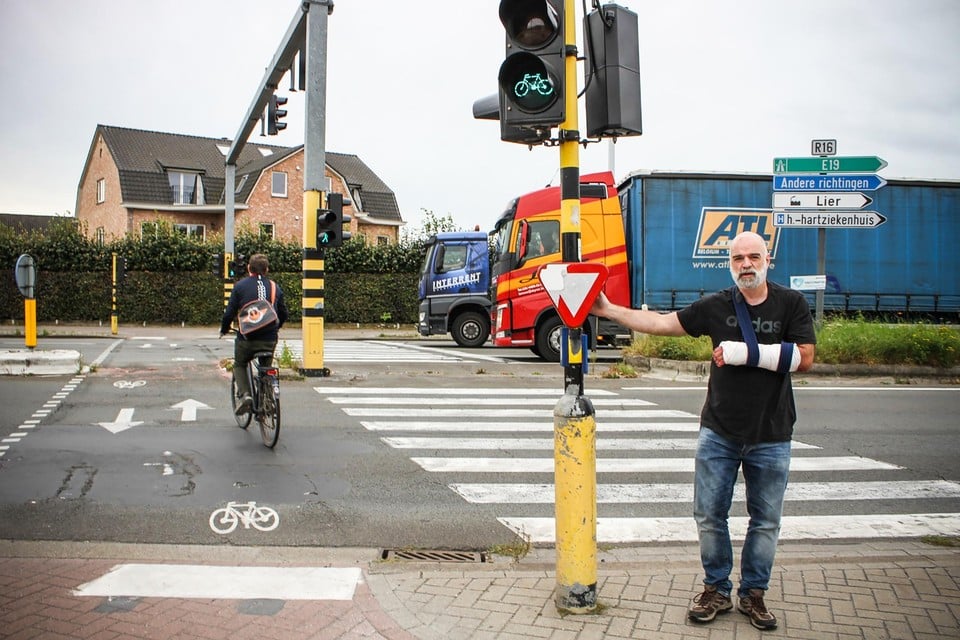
left=553, top=0, right=597, bottom=614
left=223, top=251, right=234, bottom=309
left=110, top=252, right=120, bottom=336
left=300, top=188, right=328, bottom=376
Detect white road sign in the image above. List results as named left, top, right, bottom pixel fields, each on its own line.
left=773, top=210, right=887, bottom=229
left=772, top=192, right=872, bottom=210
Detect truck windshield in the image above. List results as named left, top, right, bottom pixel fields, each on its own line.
left=492, top=219, right=513, bottom=264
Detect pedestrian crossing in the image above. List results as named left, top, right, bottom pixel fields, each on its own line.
left=281, top=339, right=494, bottom=363
left=312, top=385, right=960, bottom=544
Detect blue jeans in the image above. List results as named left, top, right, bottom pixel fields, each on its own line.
left=693, top=427, right=791, bottom=598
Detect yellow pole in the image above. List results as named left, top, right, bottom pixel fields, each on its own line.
left=300, top=189, right=328, bottom=376
left=554, top=0, right=597, bottom=613
left=24, top=297, right=37, bottom=348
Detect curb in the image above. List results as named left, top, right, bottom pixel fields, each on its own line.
left=0, top=348, right=81, bottom=375
left=624, top=354, right=960, bottom=380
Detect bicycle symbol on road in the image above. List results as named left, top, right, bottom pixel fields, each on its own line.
left=113, top=380, right=146, bottom=389
left=209, top=501, right=280, bottom=534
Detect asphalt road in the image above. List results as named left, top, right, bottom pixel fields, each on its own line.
left=1, top=332, right=958, bottom=551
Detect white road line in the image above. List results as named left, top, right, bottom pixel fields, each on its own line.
left=329, top=397, right=655, bottom=406
left=411, top=456, right=901, bottom=473
left=452, top=480, right=960, bottom=504
left=314, top=387, right=618, bottom=396
left=383, top=437, right=818, bottom=451
left=91, top=340, right=122, bottom=367
left=361, top=421, right=701, bottom=432
left=74, top=564, right=362, bottom=600
left=500, top=514, right=960, bottom=543
left=345, top=408, right=694, bottom=418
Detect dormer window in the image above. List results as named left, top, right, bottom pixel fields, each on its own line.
left=168, top=170, right=205, bottom=205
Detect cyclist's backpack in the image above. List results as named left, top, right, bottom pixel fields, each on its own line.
left=238, top=280, right=278, bottom=336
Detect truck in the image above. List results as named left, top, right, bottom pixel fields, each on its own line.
left=417, top=231, right=492, bottom=348
left=420, top=171, right=960, bottom=361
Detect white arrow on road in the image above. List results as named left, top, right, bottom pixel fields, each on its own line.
left=170, top=399, right=212, bottom=422
left=97, top=408, right=143, bottom=434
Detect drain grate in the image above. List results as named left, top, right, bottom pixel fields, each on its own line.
left=380, top=548, right=487, bottom=563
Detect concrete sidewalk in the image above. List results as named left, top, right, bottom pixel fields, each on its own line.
left=1, top=540, right=958, bottom=639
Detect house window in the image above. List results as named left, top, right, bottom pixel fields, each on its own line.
left=174, top=223, right=205, bottom=240
left=96, top=179, right=105, bottom=204
left=259, top=223, right=275, bottom=239
left=271, top=171, right=287, bottom=197
left=140, top=222, right=159, bottom=238
left=168, top=171, right=205, bottom=205
left=377, top=235, right=389, bottom=246
left=95, top=227, right=105, bottom=246
left=235, top=174, right=248, bottom=194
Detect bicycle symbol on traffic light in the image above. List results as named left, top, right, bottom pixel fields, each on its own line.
left=514, top=73, right=554, bottom=99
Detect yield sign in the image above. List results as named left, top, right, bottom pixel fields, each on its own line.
left=537, top=262, right=608, bottom=327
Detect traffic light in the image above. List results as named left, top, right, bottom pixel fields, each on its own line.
left=211, top=253, right=224, bottom=277
left=583, top=4, right=642, bottom=138
left=498, top=0, right=565, bottom=131
left=267, top=94, right=288, bottom=135
left=227, top=260, right=238, bottom=278
left=316, top=192, right=351, bottom=248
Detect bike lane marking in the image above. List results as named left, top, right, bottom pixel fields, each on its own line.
left=1, top=375, right=86, bottom=459
left=74, top=564, right=362, bottom=600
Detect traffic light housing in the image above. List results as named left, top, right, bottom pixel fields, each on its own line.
left=316, top=192, right=351, bottom=248
left=498, top=0, right=565, bottom=132
left=583, top=4, right=642, bottom=138
left=267, top=94, right=288, bottom=135
left=211, top=253, right=224, bottom=277
left=473, top=92, right=551, bottom=146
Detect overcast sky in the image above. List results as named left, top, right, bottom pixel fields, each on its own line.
left=1, top=0, right=958, bottom=235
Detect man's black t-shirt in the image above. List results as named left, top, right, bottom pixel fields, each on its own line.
left=676, top=282, right=816, bottom=444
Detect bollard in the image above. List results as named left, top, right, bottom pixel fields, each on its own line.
left=554, top=382, right=598, bottom=613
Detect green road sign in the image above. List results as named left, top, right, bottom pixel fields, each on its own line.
left=773, top=156, right=887, bottom=174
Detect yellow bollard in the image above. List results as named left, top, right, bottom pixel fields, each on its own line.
left=24, top=297, right=37, bottom=349
left=554, top=385, right=598, bottom=612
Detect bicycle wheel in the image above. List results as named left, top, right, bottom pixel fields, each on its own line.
left=258, top=377, right=281, bottom=448
left=231, top=369, right=252, bottom=429
left=209, top=507, right=238, bottom=534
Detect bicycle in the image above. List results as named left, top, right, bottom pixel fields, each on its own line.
left=230, top=349, right=281, bottom=448
left=209, top=501, right=279, bottom=534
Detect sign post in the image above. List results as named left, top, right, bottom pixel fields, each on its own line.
left=772, top=143, right=887, bottom=322
left=14, top=254, right=37, bottom=349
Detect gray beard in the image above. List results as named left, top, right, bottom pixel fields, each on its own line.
left=731, top=266, right=767, bottom=290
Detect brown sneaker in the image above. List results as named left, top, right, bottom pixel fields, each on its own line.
left=688, top=584, right=733, bottom=623
left=738, top=589, right=778, bottom=630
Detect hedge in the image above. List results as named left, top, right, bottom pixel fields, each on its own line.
left=1, top=218, right=426, bottom=326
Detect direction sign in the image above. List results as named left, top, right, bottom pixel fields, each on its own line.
left=772, top=174, right=887, bottom=191
left=773, top=210, right=887, bottom=229
left=772, top=192, right=872, bottom=210
left=537, top=262, right=608, bottom=327
left=773, top=156, right=887, bottom=174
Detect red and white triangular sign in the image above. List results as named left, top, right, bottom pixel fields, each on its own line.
left=537, top=262, right=608, bottom=327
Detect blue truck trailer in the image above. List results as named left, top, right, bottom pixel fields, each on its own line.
left=619, top=171, right=960, bottom=317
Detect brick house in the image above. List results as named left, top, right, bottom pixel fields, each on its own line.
left=75, top=125, right=404, bottom=244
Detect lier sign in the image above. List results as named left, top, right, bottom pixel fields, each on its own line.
left=537, top=262, right=609, bottom=327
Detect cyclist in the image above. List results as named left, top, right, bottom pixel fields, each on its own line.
left=219, top=253, right=288, bottom=415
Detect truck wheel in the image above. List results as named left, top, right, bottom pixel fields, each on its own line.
left=451, top=311, right=489, bottom=348
left=535, top=316, right=563, bottom=362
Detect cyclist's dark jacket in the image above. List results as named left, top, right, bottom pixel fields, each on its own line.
left=220, top=274, right=289, bottom=341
